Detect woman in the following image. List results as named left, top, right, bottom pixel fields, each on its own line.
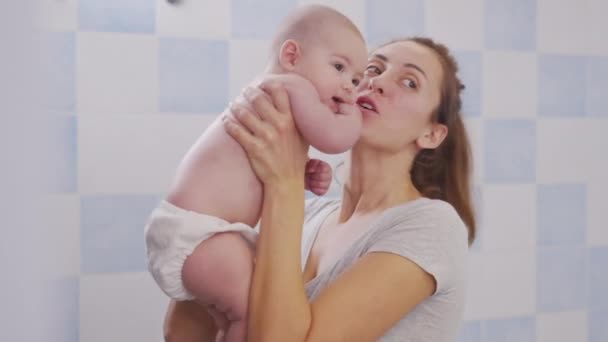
left=165, top=37, right=476, bottom=342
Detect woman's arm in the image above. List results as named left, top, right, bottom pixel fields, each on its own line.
left=163, top=300, right=220, bottom=342
left=224, top=83, right=436, bottom=342
left=248, top=180, right=311, bottom=342
left=251, top=183, right=436, bottom=342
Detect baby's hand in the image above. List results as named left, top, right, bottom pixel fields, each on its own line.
left=304, top=158, right=333, bottom=196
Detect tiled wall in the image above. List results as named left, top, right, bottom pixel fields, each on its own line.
left=41, top=0, right=608, bottom=341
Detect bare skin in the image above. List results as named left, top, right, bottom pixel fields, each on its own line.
left=155, top=6, right=367, bottom=342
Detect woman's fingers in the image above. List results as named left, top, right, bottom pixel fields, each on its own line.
left=259, top=80, right=291, bottom=114
left=229, top=102, right=269, bottom=137
left=243, top=86, right=277, bottom=123
left=222, top=115, right=260, bottom=155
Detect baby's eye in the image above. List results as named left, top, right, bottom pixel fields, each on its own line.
left=334, top=63, right=344, bottom=71
left=365, top=65, right=381, bottom=75
left=352, top=78, right=360, bottom=86
left=402, top=78, right=417, bottom=89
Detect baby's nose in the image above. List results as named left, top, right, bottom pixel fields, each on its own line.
left=338, top=92, right=355, bottom=105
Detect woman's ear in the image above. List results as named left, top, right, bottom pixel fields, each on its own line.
left=278, top=39, right=301, bottom=71
left=416, top=123, right=448, bottom=149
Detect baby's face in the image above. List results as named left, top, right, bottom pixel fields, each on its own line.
left=296, top=28, right=367, bottom=112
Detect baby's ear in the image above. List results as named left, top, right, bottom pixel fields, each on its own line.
left=278, top=39, right=301, bottom=71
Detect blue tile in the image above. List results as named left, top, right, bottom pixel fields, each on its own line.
left=81, top=195, right=160, bottom=274
left=538, top=54, right=586, bottom=117
left=590, top=247, right=608, bottom=313
left=590, top=310, right=608, bottom=342
left=537, top=247, right=587, bottom=312
left=587, top=57, right=608, bottom=117
left=456, top=321, right=481, bottom=342
left=484, top=0, right=536, bottom=51
left=231, top=0, right=297, bottom=39
left=537, top=184, right=586, bottom=246
left=454, top=50, right=482, bottom=117
left=79, top=0, right=155, bottom=33
left=42, top=116, right=77, bottom=193
left=45, top=32, right=75, bottom=112
left=484, top=119, right=536, bottom=183
left=365, top=0, right=425, bottom=46
left=483, top=316, right=535, bottom=342
left=159, top=39, right=229, bottom=113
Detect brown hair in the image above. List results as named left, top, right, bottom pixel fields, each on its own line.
left=377, top=37, right=477, bottom=246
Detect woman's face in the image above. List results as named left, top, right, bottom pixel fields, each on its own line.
left=355, top=40, right=444, bottom=153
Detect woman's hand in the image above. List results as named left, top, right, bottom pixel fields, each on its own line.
left=223, top=81, right=309, bottom=187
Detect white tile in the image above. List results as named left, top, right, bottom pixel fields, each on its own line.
left=297, top=0, right=366, bottom=36
left=80, top=272, right=169, bottom=342
left=76, top=32, right=159, bottom=115
left=588, top=178, right=608, bottom=247
left=537, top=118, right=608, bottom=183
left=156, top=0, right=231, bottom=39
left=588, top=0, right=608, bottom=55
left=38, top=0, right=78, bottom=31
left=537, top=311, right=588, bottom=342
left=78, top=114, right=218, bottom=194
left=424, top=0, right=483, bottom=50
left=462, top=250, right=535, bottom=320
left=482, top=185, right=536, bottom=250
left=38, top=194, right=80, bottom=277
left=483, top=51, right=537, bottom=118
left=537, top=0, right=589, bottom=55
left=464, top=118, right=483, bottom=185
left=229, top=39, right=272, bottom=99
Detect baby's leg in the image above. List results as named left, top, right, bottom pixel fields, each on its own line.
left=182, top=231, right=254, bottom=341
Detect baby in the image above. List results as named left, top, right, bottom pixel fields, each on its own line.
left=145, top=5, right=367, bottom=341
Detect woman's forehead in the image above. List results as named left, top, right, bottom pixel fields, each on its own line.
left=371, top=41, right=443, bottom=79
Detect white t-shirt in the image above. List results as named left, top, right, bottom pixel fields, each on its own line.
left=301, top=197, right=469, bottom=342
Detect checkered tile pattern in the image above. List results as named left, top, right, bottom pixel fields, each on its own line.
left=40, top=0, right=608, bottom=341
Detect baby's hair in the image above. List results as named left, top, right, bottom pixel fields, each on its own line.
left=269, top=5, right=363, bottom=59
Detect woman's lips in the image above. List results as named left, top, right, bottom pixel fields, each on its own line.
left=356, top=96, right=378, bottom=114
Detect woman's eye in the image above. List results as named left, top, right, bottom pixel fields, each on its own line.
left=402, top=78, right=417, bottom=89
left=334, top=63, right=344, bottom=71
left=365, top=65, right=381, bottom=74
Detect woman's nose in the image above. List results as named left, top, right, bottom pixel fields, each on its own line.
left=368, top=77, right=384, bottom=95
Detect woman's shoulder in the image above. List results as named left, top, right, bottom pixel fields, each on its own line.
left=370, top=197, right=469, bottom=256
left=383, top=197, right=466, bottom=233
left=366, top=197, right=469, bottom=295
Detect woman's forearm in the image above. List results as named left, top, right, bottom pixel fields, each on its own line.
left=247, top=180, right=312, bottom=342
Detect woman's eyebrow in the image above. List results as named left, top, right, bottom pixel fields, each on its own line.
left=371, top=53, right=427, bottom=80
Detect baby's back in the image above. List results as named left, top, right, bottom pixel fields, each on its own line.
left=166, top=115, right=262, bottom=228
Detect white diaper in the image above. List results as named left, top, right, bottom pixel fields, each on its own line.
left=144, top=200, right=258, bottom=301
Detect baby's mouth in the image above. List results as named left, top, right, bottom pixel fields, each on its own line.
left=330, top=96, right=343, bottom=113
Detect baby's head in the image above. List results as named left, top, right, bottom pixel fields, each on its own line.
left=268, top=5, right=367, bottom=111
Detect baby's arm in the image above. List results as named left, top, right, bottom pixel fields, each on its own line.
left=261, top=73, right=362, bottom=154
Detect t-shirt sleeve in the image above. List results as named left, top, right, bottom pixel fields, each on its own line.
left=364, top=201, right=469, bottom=295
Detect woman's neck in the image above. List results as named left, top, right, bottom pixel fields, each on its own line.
left=338, top=145, right=421, bottom=223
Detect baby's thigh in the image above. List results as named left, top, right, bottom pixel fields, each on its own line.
left=182, top=232, right=255, bottom=314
